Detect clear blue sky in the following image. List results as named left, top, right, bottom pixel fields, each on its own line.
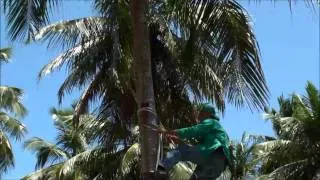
left=0, top=1, right=319, bottom=179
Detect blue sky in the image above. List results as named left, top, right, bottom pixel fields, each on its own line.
left=0, top=1, right=319, bottom=179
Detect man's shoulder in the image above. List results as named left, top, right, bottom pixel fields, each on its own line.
left=202, top=118, right=220, bottom=125
left=202, top=118, right=226, bottom=131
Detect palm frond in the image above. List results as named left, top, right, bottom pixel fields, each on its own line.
left=268, top=159, right=308, bottom=179
left=3, top=0, right=61, bottom=41
left=252, top=140, right=292, bottom=156
left=0, top=86, right=27, bottom=117
left=302, top=81, right=320, bottom=124
left=0, top=112, right=27, bottom=140
left=38, top=39, right=103, bottom=79
left=72, top=69, right=106, bottom=125
left=165, top=0, right=269, bottom=111
left=24, top=137, right=69, bottom=169
left=169, top=162, right=196, bottom=180
left=50, top=107, right=73, bottom=123
left=229, top=132, right=271, bottom=179
left=34, top=17, right=107, bottom=49
left=60, top=147, right=122, bottom=180
left=24, top=105, right=107, bottom=178
left=0, top=131, right=14, bottom=174
left=21, top=163, right=63, bottom=180
left=216, top=168, right=232, bottom=180
left=264, top=114, right=301, bottom=140
left=55, top=130, right=88, bottom=157
left=42, top=35, right=115, bottom=105
left=49, top=107, right=91, bottom=156
left=120, top=143, right=140, bottom=176
left=259, top=81, right=320, bottom=178
left=256, top=174, right=271, bottom=180
left=0, top=48, right=12, bottom=62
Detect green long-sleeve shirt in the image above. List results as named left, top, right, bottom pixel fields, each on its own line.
left=176, top=118, right=231, bottom=163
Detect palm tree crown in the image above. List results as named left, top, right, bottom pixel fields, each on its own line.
left=254, top=81, right=320, bottom=179
left=0, top=48, right=27, bottom=176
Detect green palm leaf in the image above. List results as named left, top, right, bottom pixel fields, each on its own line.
left=0, top=86, right=27, bottom=117
left=38, top=39, right=103, bottom=79
left=60, top=147, right=122, bottom=179
left=267, top=159, right=308, bottom=180
left=0, top=131, right=14, bottom=174
left=120, top=143, right=140, bottom=176
left=0, top=52, right=27, bottom=176
left=24, top=137, right=70, bottom=169
left=34, top=17, right=107, bottom=49
left=252, top=140, right=292, bottom=156
left=21, top=163, right=63, bottom=180
left=169, top=162, right=196, bottom=180
left=0, top=48, right=12, bottom=62
left=3, top=0, right=61, bottom=41
left=164, top=0, right=269, bottom=111
left=258, top=81, right=320, bottom=179
left=0, top=112, right=27, bottom=140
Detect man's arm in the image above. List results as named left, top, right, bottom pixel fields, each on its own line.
left=175, top=120, right=218, bottom=140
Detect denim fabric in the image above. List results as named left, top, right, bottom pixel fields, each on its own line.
left=161, top=145, right=226, bottom=180
left=161, top=144, right=206, bottom=169
left=190, top=148, right=227, bottom=179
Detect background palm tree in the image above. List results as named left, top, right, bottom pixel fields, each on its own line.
left=229, top=132, right=275, bottom=180
left=23, top=104, right=143, bottom=180
left=22, top=106, right=90, bottom=180
left=253, top=81, right=320, bottom=180
left=0, top=47, right=27, bottom=176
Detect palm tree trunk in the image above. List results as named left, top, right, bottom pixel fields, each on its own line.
left=131, top=0, right=160, bottom=179
left=312, top=167, right=320, bottom=180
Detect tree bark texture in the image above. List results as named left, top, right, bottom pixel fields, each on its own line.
left=131, top=0, right=160, bottom=179
left=313, top=167, right=320, bottom=180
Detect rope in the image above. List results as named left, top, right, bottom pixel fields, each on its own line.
left=137, top=106, right=157, bottom=116
left=141, top=123, right=165, bottom=133
left=141, top=123, right=189, bottom=146
left=137, top=106, right=188, bottom=145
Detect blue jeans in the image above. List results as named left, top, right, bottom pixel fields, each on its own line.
left=161, top=144, right=206, bottom=169
left=161, top=145, right=227, bottom=179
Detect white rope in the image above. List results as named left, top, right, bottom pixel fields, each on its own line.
left=137, top=106, right=157, bottom=116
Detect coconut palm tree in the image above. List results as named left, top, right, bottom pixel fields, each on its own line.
left=228, top=132, right=275, bottom=180
left=0, top=86, right=27, bottom=175
left=0, top=47, right=27, bottom=175
left=253, top=81, right=320, bottom=180
left=22, top=105, right=120, bottom=180
left=3, top=0, right=269, bottom=109
left=22, top=106, right=90, bottom=180
left=4, top=2, right=269, bottom=176
left=22, top=104, right=145, bottom=180
left=5, top=0, right=316, bottom=176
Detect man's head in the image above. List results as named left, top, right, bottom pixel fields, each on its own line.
left=196, top=103, right=219, bottom=122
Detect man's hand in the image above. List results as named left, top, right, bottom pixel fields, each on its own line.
left=164, top=131, right=180, bottom=144
left=155, top=128, right=180, bottom=144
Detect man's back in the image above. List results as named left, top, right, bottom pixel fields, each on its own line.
left=159, top=104, right=231, bottom=179
left=176, top=118, right=231, bottom=163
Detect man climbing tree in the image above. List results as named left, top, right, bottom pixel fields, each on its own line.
left=159, top=104, right=231, bottom=179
